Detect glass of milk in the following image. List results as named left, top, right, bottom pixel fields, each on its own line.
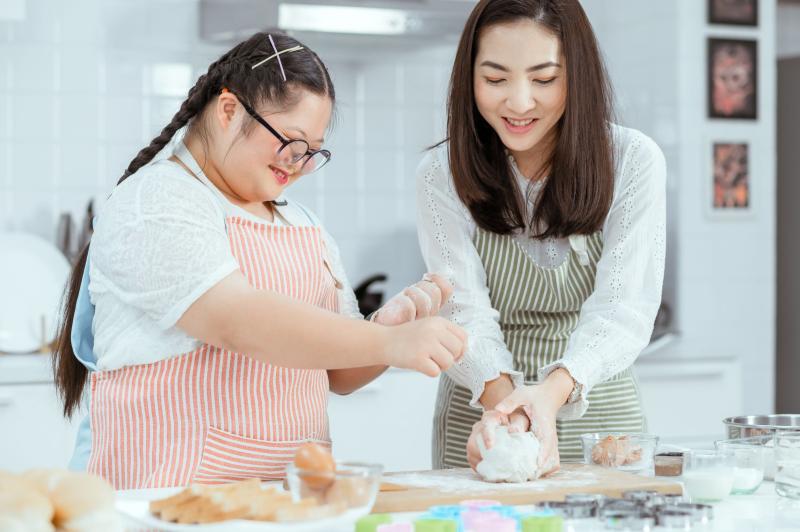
left=715, top=441, right=765, bottom=494
left=681, top=449, right=736, bottom=502
left=775, top=431, right=800, bottom=500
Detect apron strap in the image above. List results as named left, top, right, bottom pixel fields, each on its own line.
left=71, top=252, right=98, bottom=371
left=568, top=234, right=591, bottom=267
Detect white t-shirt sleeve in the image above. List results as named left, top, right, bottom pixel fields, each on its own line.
left=89, top=163, right=240, bottom=330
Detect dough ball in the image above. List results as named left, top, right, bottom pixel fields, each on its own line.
left=476, top=426, right=541, bottom=483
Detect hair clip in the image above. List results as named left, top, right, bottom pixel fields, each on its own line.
left=251, top=35, right=304, bottom=81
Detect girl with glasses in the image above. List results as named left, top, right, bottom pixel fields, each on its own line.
left=52, top=31, right=466, bottom=490
left=417, top=0, right=666, bottom=477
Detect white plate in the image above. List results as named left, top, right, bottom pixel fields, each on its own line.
left=0, top=232, right=71, bottom=353
left=116, top=487, right=369, bottom=532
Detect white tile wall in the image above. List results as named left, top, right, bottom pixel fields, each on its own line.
left=0, top=0, right=454, bottom=301
left=286, top=47, right=454, bottom=297
left=0, top=0, right=224, bottom=242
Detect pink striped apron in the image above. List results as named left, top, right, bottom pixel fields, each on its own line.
left=87, top=217, right=338, bottom=489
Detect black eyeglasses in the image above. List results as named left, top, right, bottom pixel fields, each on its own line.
left=235, top=95, right=331, bottom=175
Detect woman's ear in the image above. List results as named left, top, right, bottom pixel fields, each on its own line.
left=214, top=91, right=240, bottom=132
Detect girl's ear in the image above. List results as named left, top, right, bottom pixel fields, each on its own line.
left=214, top=91, right=240, bottom=131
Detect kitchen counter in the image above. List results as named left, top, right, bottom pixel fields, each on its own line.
left=119, top=480, right=800, bottom=531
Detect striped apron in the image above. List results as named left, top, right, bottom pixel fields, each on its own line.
left=87, top=219, right=338, bottom=489
left=433, top=228, right=646, bottom=467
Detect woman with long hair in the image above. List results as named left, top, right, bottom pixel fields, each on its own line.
left=417, top=0, right=666, bottom=473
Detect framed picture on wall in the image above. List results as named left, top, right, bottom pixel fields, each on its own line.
left=708, top=0, right=758, bottom=27
left=711, top=142, right=751, bottom=213
left=708, top=38, right=757, bottom=120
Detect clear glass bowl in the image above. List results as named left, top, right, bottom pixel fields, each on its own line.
left=715, top=440, right=766, bottom=494
left=285, top=461, right=383, bottom=517
left=580, top=433, right=659, bottom=475
left=682, top=449, right=736, bottom=502
left=715, top=434, right=777, bottom=480
left=775, top=431, right=800, bottom=500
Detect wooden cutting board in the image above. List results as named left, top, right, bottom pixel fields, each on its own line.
left=373, top=464, right=682, bottom=513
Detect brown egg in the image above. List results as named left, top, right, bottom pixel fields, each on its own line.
left=294, top=443, right=336, bottom=490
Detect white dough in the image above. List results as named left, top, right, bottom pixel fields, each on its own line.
left=476, top=426, right=541, bottom=483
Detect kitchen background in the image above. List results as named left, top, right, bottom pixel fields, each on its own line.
left=0, top=0, right=797, bottom=473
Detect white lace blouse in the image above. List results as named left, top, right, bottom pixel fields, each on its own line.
left=89, top=146, right=361, bottom=371
left=416, top=124, right=667, bottom=420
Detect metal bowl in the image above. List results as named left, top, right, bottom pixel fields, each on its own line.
left=723, top=415, right=800, bottom=439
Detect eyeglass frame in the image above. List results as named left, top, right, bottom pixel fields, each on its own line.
left=225, top=89, right=331, bottom=174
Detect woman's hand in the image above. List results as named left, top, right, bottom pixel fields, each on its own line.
left=372, top=274, right=453, bottom=326
left=380, top=317, right=466, bottom=377
left=465, top=409, right=530, bottom=469
left=492, top=369, right=576, bottom=476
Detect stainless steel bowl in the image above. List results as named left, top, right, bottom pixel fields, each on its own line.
left=723, top=415, right=800, bottom=439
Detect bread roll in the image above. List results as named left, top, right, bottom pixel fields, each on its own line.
left=0, top=483, right=55, bottom=532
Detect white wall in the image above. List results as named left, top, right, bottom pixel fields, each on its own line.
left=0, top=0, right=223, bottom=241
left=0, top=0, right=456, bottom=301
left=581, top=0, right=777, bottom=421
left=675, top=0, right=776, bottom=416
left=778, top=2, right=800, bottom=58
left=288, top=49, right=454, bottom=298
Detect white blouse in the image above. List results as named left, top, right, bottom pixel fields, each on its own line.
left=416, top=124, right=667, bottom=420
left=89, top=145, right=361, bottom=371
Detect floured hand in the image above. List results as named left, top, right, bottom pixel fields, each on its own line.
left=372, top=273, right=453, bottom=326
left=466, top=410, right=529, bottom=469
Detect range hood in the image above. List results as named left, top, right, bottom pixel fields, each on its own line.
left=200, top=0, right=473, bottom=45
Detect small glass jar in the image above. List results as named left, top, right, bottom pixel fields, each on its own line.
left=775, top=431, right=800, bottom=499
left=581, top=433, right=659, bottom=476
left=681, top=449, right=736, bottom=502
left=715, top=440, right=766, bottom=494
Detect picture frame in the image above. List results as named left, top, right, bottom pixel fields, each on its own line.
left=708, top=141, right=753, bottom=218
left=708, top=0, right=758, bottom=27
left=708, top=38, right=758, bottom=120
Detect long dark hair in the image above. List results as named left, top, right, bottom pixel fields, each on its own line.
left=445, top=0, right=615, bottom=238
left=53, top=32, right=335, bottom=418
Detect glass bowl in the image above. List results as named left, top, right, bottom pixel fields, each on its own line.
left=714, top=440, right=766, bottom=494
left=285, top=461, right=383, bottom=517
left=580, top=433, right=659, bottom=475
left=682, top=449, right=736, bottom=502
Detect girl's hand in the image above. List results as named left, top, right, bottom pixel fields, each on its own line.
left=380, top=317, right=466, bottom=377
left=373, top=274, right=453, bottom=326
left=466, top=409, right=530, bottom=469
left=493, top=372, right=574, bottom=477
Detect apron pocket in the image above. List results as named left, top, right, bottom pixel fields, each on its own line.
left=192, top=426, right=330, bottom=484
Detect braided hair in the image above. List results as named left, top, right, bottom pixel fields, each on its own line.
left=53, top=32, right=335, bottom=418
left=121, top=31, right=334, bottom=183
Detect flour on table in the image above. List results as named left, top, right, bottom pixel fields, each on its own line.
left=386, top=467, right=599, bottom=493
left=475, top=426, right=540, bottom=483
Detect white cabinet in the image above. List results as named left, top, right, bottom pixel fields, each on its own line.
left=0, top=354, right=80, bottom=471
left=634, top=353, right=742, bottom=448
left=327, top=369, right=440, bottom=473
left=0, top=383, right=80, bottom=471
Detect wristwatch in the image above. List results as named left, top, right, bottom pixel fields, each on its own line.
left=566, top=374, right=583, bottom=405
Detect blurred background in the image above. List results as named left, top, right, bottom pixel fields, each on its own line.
left=0, top=0, right=798, bottom=473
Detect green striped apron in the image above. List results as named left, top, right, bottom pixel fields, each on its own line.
left=433, top=228, right=646, bottom=468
